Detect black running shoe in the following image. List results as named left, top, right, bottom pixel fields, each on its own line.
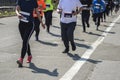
left=16, top=58, right=23, bottom=67
left=62, top=48, right=69, bottom=53
left=71, top=42, right=76, bottom=51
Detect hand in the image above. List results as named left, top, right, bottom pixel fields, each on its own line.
left=57, top=9, right=62, bottom=14
left=17, top=14, right=23, bottom=19
left=72, top=11, right=78, bottom=16
left=41, top=22, right=45, bottom=29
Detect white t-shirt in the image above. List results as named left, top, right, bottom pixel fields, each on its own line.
left=57, top=0, right=82, bottom=23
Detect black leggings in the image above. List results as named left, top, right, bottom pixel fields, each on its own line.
left=34, top=17, right=40, bottom=38
left=44, top=10, right=53, bottom=31
left=81, top=12, right=90, bottom=31
left=93, top=13, right=102, bottom=27
left=19, top=21, right=34, bottom=58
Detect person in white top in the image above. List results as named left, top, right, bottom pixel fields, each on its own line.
left=57, top=0, right=83, bottom=53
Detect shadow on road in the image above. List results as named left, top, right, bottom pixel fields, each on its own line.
left=97, top=29, right=115, bottom=34
left=85, top=32, right=102, bottom=36
left=81, top=58, right=102, bottom=64
left=49, top=32, right=61, bottom=37
left=74, top=38, right=85, bottom=42
left=52, top=25, right=60, bottom=29
left=115, top=22, right=120, bottom=24
left=75, top=42, right=91, bottom=49
left=105, top=21, right=120, bottom=24
left=0, top=23, right=5, bottom=25
left=66, top=53, right=102, bottom=64
left=37, top=40, right=58, bottom=47
left=28, top=63, right=59, bottom=76
left=67, top=53, right=81, bottom=60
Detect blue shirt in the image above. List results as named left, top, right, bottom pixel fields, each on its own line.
left=16, top=0, right=38, bottom=22
left=92, top=0, right=105, bottom=14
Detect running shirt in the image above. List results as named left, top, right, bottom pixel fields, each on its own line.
left=57, top=0, right=82, bottom=23
left=92, top=0, right=106, bottom=14
left=33, top=0, right=46, bottom=17
left=80, top=0, right=92, bottom=13
left=44, top=0, right=53, bottom=12
left=16, top=0, right=38, bottom=22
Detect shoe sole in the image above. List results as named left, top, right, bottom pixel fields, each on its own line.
left=62, top=51, right=69, bottom=53
left=62, top=50, right=69, bottom=53
left=16, top=60, right=23, bottom=67
left=72, top=47, right=76, bottom=51
left=26, top=61, right=31, bottom=63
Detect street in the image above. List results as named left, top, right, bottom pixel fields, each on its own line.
left=0, top=11, right=120, bottom=80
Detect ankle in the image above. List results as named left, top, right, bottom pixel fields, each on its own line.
left=18, top=58, right=23, bottom=63
left=27, top=55, right=32, bottom=63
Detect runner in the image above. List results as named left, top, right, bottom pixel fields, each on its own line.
left=44, top=0, right=54, bottom=33
left=16, top=0, right=45, bottom=67
left=92, top=0, right=105, bottom=30
left=80, top=0, right=92, bottom=32
left=57, top=0, right=83, bottom=53
left=33, top=0, right=46, bottom=41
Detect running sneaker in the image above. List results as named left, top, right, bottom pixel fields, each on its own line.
left=16, top=58, right=23, bottom=67
left=26, top=56, right=32, bottom=63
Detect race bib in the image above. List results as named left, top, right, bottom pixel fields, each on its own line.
left=82, top=5, right=90, bottom=10
left=95, top=3, right=101, bottom=9
left=82, top=4, right=87, bottom=7
left=64, top=13, right=72, bottom=18
left=46, top=4, right=50, bottom=8
left=20, top=11, right=30, bottom=23
left=95, top=6, right=100, bottom=9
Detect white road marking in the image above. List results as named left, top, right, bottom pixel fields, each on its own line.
left=59, top=15, right=120, bottom=80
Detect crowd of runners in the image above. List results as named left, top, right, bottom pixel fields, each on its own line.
left=15, top=0, right=120, bottom=67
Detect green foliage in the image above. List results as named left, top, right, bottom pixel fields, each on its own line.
left=0, top=10, right=16, bottom=18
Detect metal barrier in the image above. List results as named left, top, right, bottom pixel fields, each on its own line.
left=0, top=0, right=16, bottom=11
left=0, top=0, right=16, bottom=17
left=0, top=0, right=16, bottom=6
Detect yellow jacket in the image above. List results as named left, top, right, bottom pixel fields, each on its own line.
left=44, top=0, right=53, bottom=12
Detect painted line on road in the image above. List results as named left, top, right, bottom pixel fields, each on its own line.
left=59, top=15, right=120, bottom=80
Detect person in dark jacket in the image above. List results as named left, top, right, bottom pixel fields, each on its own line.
left=92, top=0, right=106, bottom=30
left=80, top=0, right=92, bottom=32
left=44, top=0, right=54, bottom=33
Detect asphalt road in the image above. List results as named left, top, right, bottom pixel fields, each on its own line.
left=0, top=11, right=120, bottom=80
